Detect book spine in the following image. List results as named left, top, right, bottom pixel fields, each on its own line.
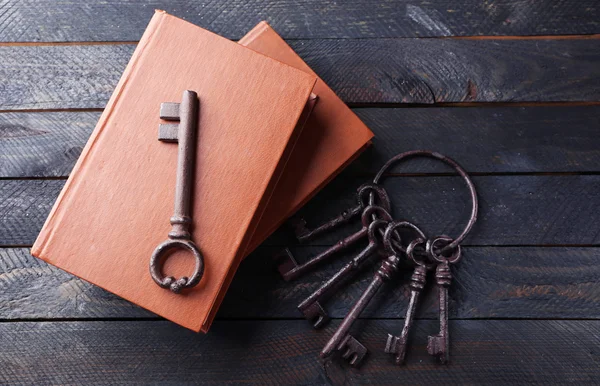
left=237, top=21, right=270, bottom=46
left=31, top=11, right=167, bottom=258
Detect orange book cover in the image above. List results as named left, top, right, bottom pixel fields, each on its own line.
left=31, top=11, right=317, bottom=332
left=241, top=22, right=375, bottom=254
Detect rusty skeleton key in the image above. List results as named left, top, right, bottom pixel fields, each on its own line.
left=276, top=206, right=392, bottom=281
left=426, top=236, right=461, bottom=364
left=297, top=219, right=390, bottom=329
left=289, top=184, right=391, bottom=243
left=150, top=90, right=204, bottom=294
left=385, top=237, right=430, bottom=364
left=320, top=222, right=415, bottom=367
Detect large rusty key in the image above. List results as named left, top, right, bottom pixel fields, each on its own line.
left=320, top=222, right=409, bottom=367
left=297, top=219, right=389, bottom=329
left=276, top=206, right=392, bottom=281
left=426, top=236, right=461, bottom=364
left=289, top=184, right=391, bottom=243
left=150, top=90, right=204, bottom=294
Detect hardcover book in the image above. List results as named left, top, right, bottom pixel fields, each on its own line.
left=240, top=22, right=374, bottom=254
left=32, top=11, right=317, bottom=332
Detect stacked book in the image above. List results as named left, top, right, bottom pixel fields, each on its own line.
left=32, top=11, right=373, bottom=332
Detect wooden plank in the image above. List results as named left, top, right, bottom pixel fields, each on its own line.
left=3, top=246, right=600, bottom=320
left=4, top=175, right=600, bottom=246
left=3, top=106, right=600, bottom=178
left=0, top=1, right=598, bottom=42
left=2, top=38, right=599, bottom=110
left=1, top=320, right=598, bottom=384
left=0, top=111, right=97, bottom=177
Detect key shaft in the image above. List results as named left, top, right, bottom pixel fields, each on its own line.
left=278, top=205, right=392, bottom=281
left=321, top=252, right=401, bottom=366
left=298, top=221, right=386, bottom=328
left=427, top=262, right=452, bottom=364
left=291, top=184, right=390, bottom=243
left=169, top=90, right=198, bottom=240
left=280, top=227, right=367, bottom=281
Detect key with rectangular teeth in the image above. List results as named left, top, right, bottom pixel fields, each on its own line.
left=149, top=90, right=204, bottom=294
left=426, top=236, right=462, bottom=364
left=290, top=184, right=390, bottom=243
left=385, top=263, right=427, bottom=364
left=298, top=220, right=389, bottom=329
left=320, top=223, right=404, bottom=367
left=276, top=205, right=392, bottom=281
left=427, top=261, right=452, bottom=364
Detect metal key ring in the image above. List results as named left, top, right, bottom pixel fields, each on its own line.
left=427, top=235, right=462, bottom=264
left=361, top=205, right=393, bottom=226
left=373, top=150, right=478, bottom=253
left=357, top=183, right=392, bottom=213
left=150, top=239, right=205, bottom=294
left=368, top=219, right=393, bottom=246
left=383, top=220, right=426, bottom=255
left=406, top=237, right=435, bottom=270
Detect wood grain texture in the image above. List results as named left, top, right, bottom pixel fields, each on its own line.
left=4, top=175, right=600, bottom=246
left=3, top=106, right=600, bottom=177
left=1, top=320, right=599, bottom=384
left=0, top=0, right=598, bottom=42
left=3, top=246, right=600, bottom=320
left=0, top=111, right=97, bottom=177
left=2, top=38, right=599, bottom=110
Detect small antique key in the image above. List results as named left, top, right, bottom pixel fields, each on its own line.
left=289, top=184, right=391, bottom=243
left=385, top=237, right=430, bottom=364
left=276, top=205, right=392, bottom=281
left=320, top=222, right=409, bottom=367
left=150, top=90, right=204, bottom=294
left=426, top=236, right=461, bottom=364
left=297, top=219, right=390, bottom=329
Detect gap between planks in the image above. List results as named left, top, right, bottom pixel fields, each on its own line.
left=0, top=34, right=598, bottom=46
left=2, top=101, right=600, bottom=114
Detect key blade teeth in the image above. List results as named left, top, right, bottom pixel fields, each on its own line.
left=274, top=248, right=299, bottom=280
left=160, top=102, right=180, bottom=121
left=384, top=334, right=400, bottom=354
left=158, top=123, right=179, bottom=142
left=339, top=335, right=367, bottom=367
left=299, top=302, right=330, bottom=329
left=288, top=217, right=311, bottom=242
left=385, top=334, right=408, bottom=365
left=427, top=335, right=445, bottom=357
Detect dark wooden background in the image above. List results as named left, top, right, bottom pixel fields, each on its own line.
left=1, top=1, right=600, bottom=384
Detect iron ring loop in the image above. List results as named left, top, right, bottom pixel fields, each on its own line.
left=406, top=237, right=434, bottom=269
left=373, top=150, right=478, bottom=253
left=361, top=205, right=393, bottom=226
left=150, top=239, right=205, bottom=294
left=383, top=220, right=426, bottom=255
left=426, top=235, right=461, bottom=264
left=357, top=183, right=391, bottom=213
left=368, top=219, right=392, bottom=246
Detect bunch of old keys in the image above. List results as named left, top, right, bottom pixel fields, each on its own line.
left=275, top=150, right=478, bottom=367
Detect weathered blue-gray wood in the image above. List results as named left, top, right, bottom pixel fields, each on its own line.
left=2, top=38, right=599, bottom=110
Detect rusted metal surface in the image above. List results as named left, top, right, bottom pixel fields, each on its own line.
left=278, top=150, right=478, bottom=368
left=276, top=205, right=392, bottom=281
left=297, top=218, right=390, bottom=329
left=384, top=236, right=430, bottom=364
left=290, top=183, right=391, bottom=243
left=320, top=221, right=423, bottom=367
left=150, top=90, right=204, bottom=294
left=372, top=150, right=478, bottom=253
left=426, top=235, right=462, bottom=364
